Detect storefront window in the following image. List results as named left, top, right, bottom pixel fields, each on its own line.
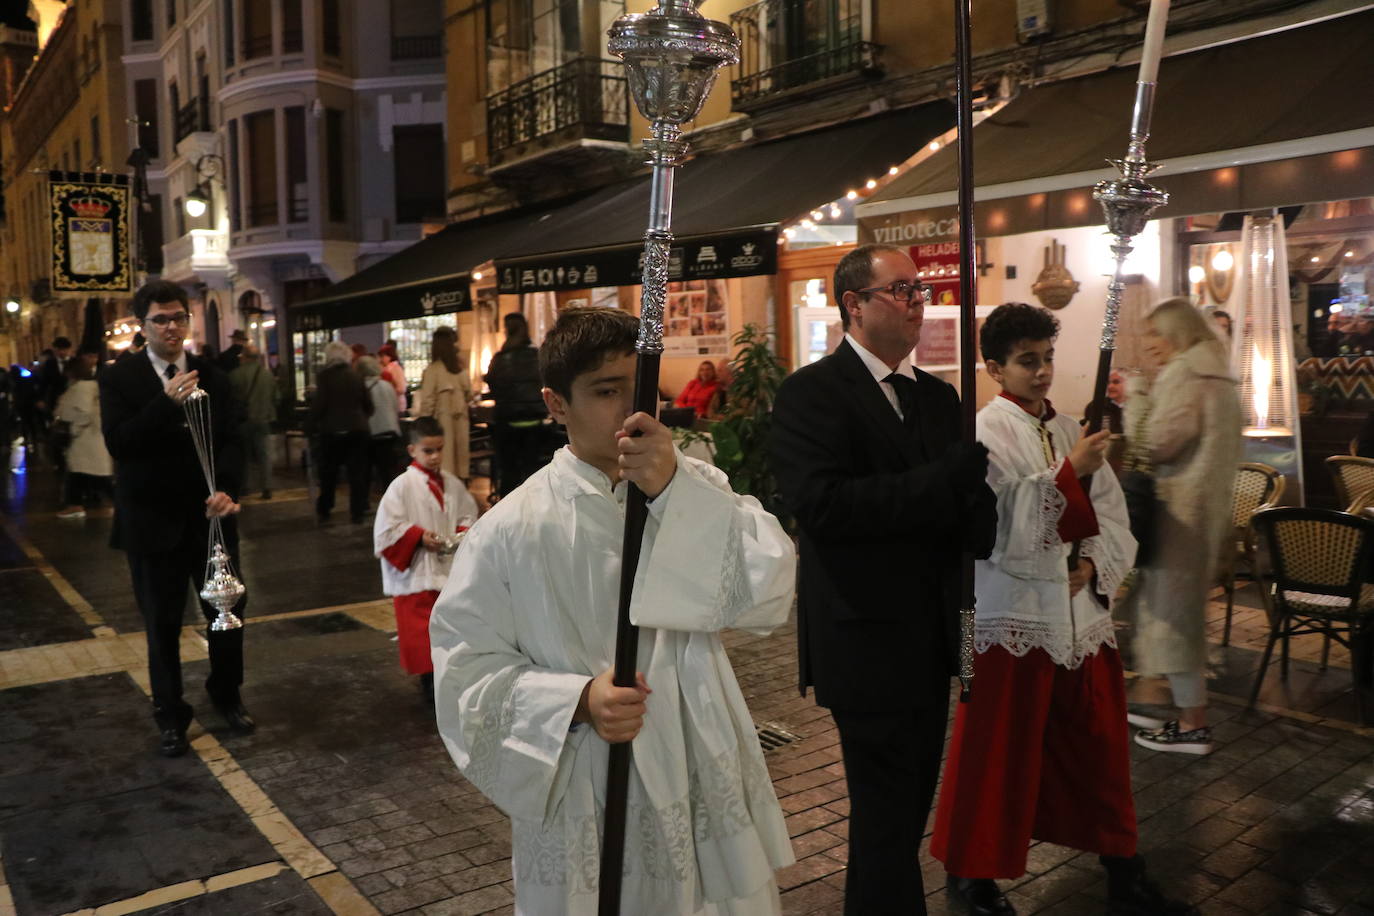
left=385, top=314, right=461, bottom=390
left=292, top=328, right=336, bottom=397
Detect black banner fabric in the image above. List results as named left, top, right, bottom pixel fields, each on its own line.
left=49, top=172, right=133, bottom=293
left=495, top=227, right=778, bottom=294
left=289, top=275, right=472, bottom=332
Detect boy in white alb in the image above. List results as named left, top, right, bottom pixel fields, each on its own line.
left=430, top=308, right=797, bottom=915
left=374, top=416, right=478, bottom=698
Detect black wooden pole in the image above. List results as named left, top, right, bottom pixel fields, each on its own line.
left=953, top=0, right=979, bottom=701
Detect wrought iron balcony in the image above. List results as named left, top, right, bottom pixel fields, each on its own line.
left=730, top=0, right=883, bottom=109
left=392, top=35, right=441, bottom=60
left=174, top=97, right=211, bottom=144
left=486, top=58, right=628, bottom=164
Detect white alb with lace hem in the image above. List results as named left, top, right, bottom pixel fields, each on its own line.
left=431, top=446, right=796, bottom=915
left=974, top=397, right=1137, bottom=669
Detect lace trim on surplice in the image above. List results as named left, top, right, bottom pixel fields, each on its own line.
left=975, top=612, right=1117, bottom=670
left=510, top=743, right=774, bottom=893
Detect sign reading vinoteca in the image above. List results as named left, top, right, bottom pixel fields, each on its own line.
left=49, top=171, right=133, bottom=293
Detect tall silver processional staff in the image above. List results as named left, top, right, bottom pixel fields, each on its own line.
left=600, top=3, right=738, bottom=912
left=1087, top=0, right=1172, bottom=434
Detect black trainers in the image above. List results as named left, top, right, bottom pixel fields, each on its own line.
left=1101, top=855, right=1198, bottom=915
left=1134, top=720, right=1213, bottom=755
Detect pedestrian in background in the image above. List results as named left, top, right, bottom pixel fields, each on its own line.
left=483, top=312, right=546, bottom=496
left=55, top=353, right=113, bottom=519
left=229, top=344, right=278, bottom=499
left=417, top=327, right=472, bottom=480
left=378, top=344, right=407, bottom=414
left=1129, top=298, right=1241, bottom=756
left=218, top=329, right=248, bottom=372
left=358, top=355, right=402, bottom=488
left=311, top=340, right=372, bottom=523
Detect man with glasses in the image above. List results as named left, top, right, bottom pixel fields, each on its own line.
left=101, top=280, right=252, bottom=757
left=770, top=244, right=997, bottom=914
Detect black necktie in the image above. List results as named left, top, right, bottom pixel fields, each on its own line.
left=165, top=364, right=177, bottom=381
left=884, top=372, right=919, bottom=431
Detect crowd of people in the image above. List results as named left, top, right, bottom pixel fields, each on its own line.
left=4, top=255, right=1262, bottom=914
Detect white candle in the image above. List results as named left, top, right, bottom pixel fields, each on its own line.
left=1136, top=0, right=1171, bottom=84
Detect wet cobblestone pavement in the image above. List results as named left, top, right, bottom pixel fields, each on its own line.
left=1, top=445, right=1371, bottom=915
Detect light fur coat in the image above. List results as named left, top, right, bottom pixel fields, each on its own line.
left=1129, top=340, right=1241, bottom=676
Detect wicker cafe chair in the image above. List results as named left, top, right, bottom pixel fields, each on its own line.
left=1220, top=463, right=1286, bottom=646
left=1326, top=455, right=1374, bottom=508
left=1249, top=507, right=1374, bottom=725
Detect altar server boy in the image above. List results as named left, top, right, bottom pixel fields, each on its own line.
left=374, top=416, right=478, bottom=698
left=931, top=303, right=1194, bottom=916
left=431, top=307, right=797, bottom=915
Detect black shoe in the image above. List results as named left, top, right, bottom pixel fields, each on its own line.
left=213, top=700, right=257, bottom=734
left=1101, top=855, right=1197, bottom=915
left=948, top=876, right=1016, bottom=915
left=159, top=726, right=189, bottom=757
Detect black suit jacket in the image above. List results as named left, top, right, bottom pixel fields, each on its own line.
left=100, top=350, right=243, bottom=554
left=770, top=339, right=996, bottom=712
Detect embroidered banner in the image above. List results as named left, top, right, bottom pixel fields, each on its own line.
left=49, top=171, right=133, bottom=293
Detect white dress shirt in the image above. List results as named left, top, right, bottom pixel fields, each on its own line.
left=146, top=347, right=188, bottom=382
left=845, top=332, right=917, bottom=421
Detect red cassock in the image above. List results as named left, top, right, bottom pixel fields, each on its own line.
left=931, top=391, right=1137, bottom=877
left=392, top=590, right=440, bottom=675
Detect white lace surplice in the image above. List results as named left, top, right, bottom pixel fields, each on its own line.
left=430, top=446, right=797, bottom=916
left=975, top=397, right=1137, bottom=669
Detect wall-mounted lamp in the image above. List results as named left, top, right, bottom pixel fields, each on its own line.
left=184, top=153, right=226, bottom=218
left=4, top=299, right=19, bottom=314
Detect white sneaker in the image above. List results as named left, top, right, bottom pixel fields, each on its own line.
left=1134, top=720, right=1213, bottom=755
left=1126, top=708, right=1167, bottom=730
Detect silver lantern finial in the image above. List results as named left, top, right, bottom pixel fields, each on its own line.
left=607, top=0, right=739, bottom=354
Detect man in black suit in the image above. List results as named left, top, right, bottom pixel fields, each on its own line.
left=771, top=244, right=997, bottom=915
left=101, top=280, right=253, bottom=757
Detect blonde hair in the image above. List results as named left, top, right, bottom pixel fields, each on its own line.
left=1148, top=297, right=1226, bottom=356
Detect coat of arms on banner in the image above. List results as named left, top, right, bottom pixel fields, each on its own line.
left=49, top=172, right=133, bottom=293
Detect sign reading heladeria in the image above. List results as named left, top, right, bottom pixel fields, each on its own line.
left=49, top=171, right=133, bottom=293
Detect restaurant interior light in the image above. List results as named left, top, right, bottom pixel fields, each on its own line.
left=4, top=299, right=18, bottom=313
left=1310, top=255, right=1320, bottom=263
left=864, top=179, right=877, bottom=190
left=472, top=270, right=483, bottom=281
left=829, top=205, right=841, bottom=219
left=1211, top=249, right=1234, bottom=272
left=1329, top=303, right=1344, bottom=314
left=1346, top=251, right=1355, bottom=258
left=845, top=190, right=858, bottom=200
left=928, top=141, right=940, bottom=152
left=888, top=166, right=899, bottom=175
left=1188, top=265, right=1205, bottom=285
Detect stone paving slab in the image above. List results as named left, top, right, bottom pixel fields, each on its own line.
left=0, top=567, right=91, bottom=651
left=0, top=674, right=280, bottom=915
left=128, top=868, right=335, bottom=915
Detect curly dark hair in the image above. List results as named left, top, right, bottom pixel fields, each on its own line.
left=980, top=302, right=1060, bottom=363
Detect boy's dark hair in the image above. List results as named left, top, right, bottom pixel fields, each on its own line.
left=833, top=243, right=905, bottom=330
left=980, top=302, right=1060, bottom=363
left=53, top=336, right=72, bottom=349
left=539, top=307, right=638, bottom=400
left=132, top=279, right=189, bottom=320
left=410, top=415, right=445, bottom=442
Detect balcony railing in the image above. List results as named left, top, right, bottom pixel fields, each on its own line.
left=174, top=96, right=211, bottom=144
left=486, top=58, right=628, bottom=160
left=392, top=35, right=441, bottom=60
left=730, top=0, right=882, bottom=108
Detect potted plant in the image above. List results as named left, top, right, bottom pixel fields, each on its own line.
left=693, top=323, right=791, bottom=527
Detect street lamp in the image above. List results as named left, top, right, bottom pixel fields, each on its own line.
left=4, top=299, right=18, bottom=314
left=183, top=153, right=225, bottom=218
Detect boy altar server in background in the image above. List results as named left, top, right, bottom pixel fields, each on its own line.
left=931, top=304, right=1194, bottom=916
left=374, top=416, right=478, bottom=700
left=431, top=307, right=796, bottom=915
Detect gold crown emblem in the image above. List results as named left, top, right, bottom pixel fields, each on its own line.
left=69, top=196, right=111, bottom=219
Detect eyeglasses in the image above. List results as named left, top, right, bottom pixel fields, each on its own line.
left=855, top=281, right=933, bottom=304
left=144, top=312, right=190, bottom=327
